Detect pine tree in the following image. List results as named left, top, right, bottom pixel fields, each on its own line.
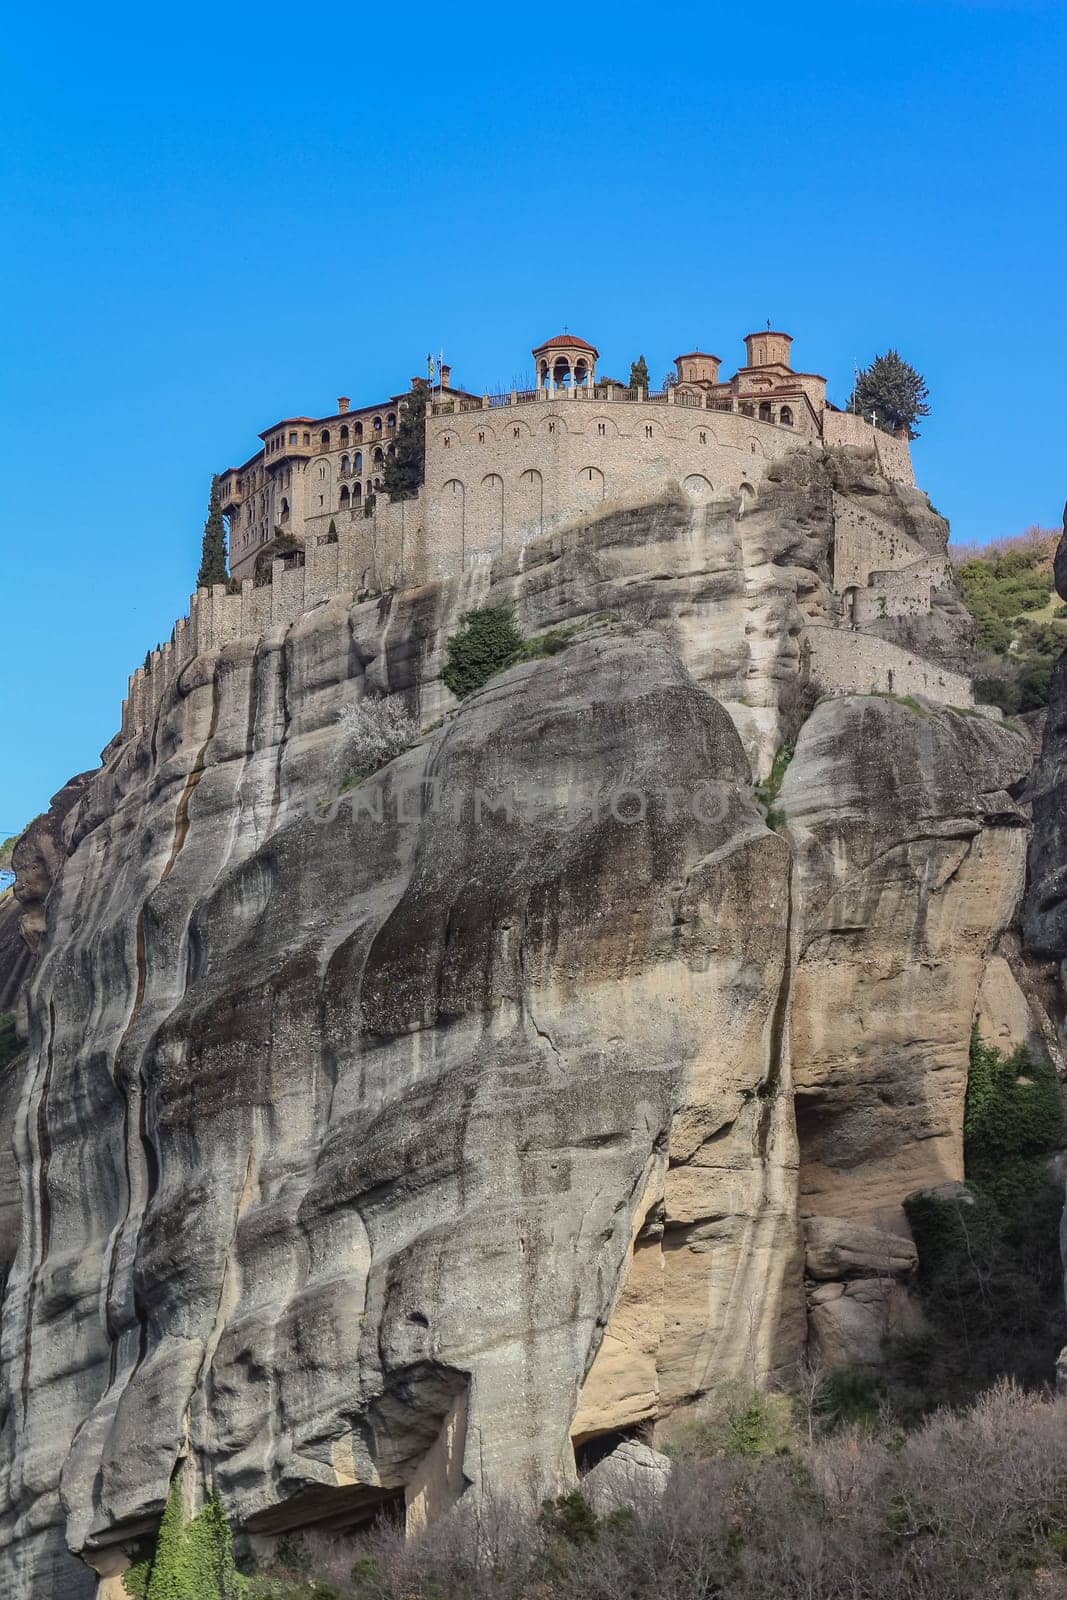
left=381, top=380, right=427, bottom=501
left=196, top=475, right=229, bottom=589
left=849, top=350, right=930, bottom=438
left=629, top=356, right=650, bottom=394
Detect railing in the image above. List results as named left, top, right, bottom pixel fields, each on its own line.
left=425, top=388, right=798, bottom=427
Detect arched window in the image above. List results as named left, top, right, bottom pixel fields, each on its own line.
left=374, top=476, right=382, bottom=489
left=340, top=454, right=350, bottom=475
left=340, top=485, right=350, bottom=508
left=321, top=428, right=331, bottom=446
left=280, top=497, right=290, bottom=523
left=373, top=415, right=383, bottom=434
left=340, top=425, right=349, bottom=445
left=758, top=401, right=771, bottom=422
left=373, top=446, right=384, bottom=467
left=387, top=442, right=396, bottom=457
left=353, top=481, right=362, bottom=502
left=354, top=421, right=363, bottom=440
left=387, top=412, right=396, bottom=429
left=780, top=406, right=793, bottom=426
left=354, top=451, right=362, bottom=472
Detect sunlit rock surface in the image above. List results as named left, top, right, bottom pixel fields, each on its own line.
left=0, top=467, right=1037, bottom=1595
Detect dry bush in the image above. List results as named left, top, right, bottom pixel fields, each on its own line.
left=949, top=524, right=1059, bottom=567
left=335, top=694, right=420, bottom=785
left=256, top=1384, right=1067, bottom=1600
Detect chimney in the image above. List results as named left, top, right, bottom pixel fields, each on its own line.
left=440, top=364, right=452, bottom=387
left=337, top=396, right=350, bottom=414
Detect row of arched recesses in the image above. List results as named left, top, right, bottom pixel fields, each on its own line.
left=338, top=447, right=390, bottom=475
left=739, top=401, right=794, bottom=426
left=437, top=467, right=758, bottom=556
left=320, top=413, right=396, bottom=448
left=338, top=478, right=384, bottom=509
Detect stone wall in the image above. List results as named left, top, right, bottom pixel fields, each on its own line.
left=419, top=393, right=823, bottom=577
left=120, top=498, right=411, bottom=738
left=831, top=492, right=937, bottom=591
left=803, top=626, right=975, bottom=708
left=851, top=559, right=949, bottom=623
left=822, top=412, right=915, bottom=485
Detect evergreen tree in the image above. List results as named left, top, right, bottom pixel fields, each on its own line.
left=629, top=355, right=650, bottom=394
left=196, top=475, right=229, bottom=589
left=381, top=380, right=427, bottom=501
left=848, top=349, right=930, bottom=438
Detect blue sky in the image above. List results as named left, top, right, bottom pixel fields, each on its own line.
left=1, top=0, right=1065, bottom=830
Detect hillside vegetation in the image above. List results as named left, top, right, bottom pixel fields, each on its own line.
left=234, top=1385, right=1067, bottom=1600
left=951, top=526, right=1064, bottom=713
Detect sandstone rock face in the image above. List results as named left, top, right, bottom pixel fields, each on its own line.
left=0, top=613, right=801, bottom=1595
left=782, top=697, right=1031, bottom=1234
left=0, top=468, right=1031, bottom=1594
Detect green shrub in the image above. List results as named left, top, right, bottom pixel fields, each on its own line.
left=441, top=605, right=525, bottom=699
left=755, top=744, right=794, bottom=829
left=900, top=1025, right=1067, bottom=1401
left=813, top=1368, right=885, bottom=1432
left=538, top=1492, right=600, bottom=1546
left=136, top=1484, right=244, bottom=1599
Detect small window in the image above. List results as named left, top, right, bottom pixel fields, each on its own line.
left=513, top=426, right=519, bottom=439
left=303, top=431, right=310, bottom=445
left=321, top=428, right=330, bottom=445
left=289, top=431, right=297, bottom=445
left=780, top=406, right=793, bottom=426
left=548, top=421, right=555, bottom=434
left=319, top=494, right=324, bottom=506
left=443, top=437, right=451, bottom=450
left=699, top=431, right=707, bottom=444
left=597, top=422, right=605, bottom=436
left=478, top=430, right=485, bottom=444
left=645, top=424, right=653, bottom=439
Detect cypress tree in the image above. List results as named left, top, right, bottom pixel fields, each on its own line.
left=381, top=380, right=428, bottom=501
left=628, top=355, right=650, bottom=394
left=196, top=475, right=229, bottom=589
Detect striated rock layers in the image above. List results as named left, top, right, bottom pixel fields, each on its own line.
left=0, top=458, right=1035, bottom=1596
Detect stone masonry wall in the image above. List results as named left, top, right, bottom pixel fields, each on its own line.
left=804, top=626, right=975, bottom=707
left=420, top=393, right=821, bottom=578
left=822, top=412, right=915, bottom=484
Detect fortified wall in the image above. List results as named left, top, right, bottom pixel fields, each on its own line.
left=122, top=328, right=974, bottom=745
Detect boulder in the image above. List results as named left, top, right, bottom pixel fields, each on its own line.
left=804, top=1216, right=916, bottom=1281
left=581, top=1441, right=671, bottom=1516
left=808, top=1279, right=920, bottom=1370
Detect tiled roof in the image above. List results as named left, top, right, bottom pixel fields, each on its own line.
left=532, top=332, right=598, bottom=354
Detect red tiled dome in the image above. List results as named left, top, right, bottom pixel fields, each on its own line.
left=532, top=332, right=598, bottom=355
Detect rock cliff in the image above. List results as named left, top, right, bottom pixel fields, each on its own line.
left=0, top=459, right=1046, bottom=1596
